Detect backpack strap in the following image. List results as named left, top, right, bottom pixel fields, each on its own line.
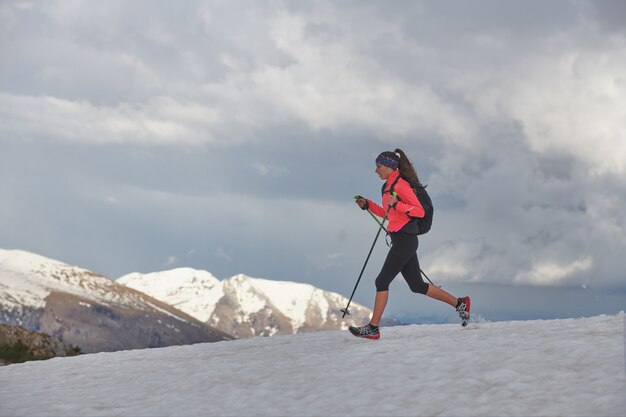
left=381, top=174, right=402, bottom=196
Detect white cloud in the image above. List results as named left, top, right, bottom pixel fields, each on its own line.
left=0, top=3, right=479, bottom=146
left=6, top=1, right=622, bottom=171
left=464, top=35, right=626, bottom=176
left=515, top=257, right=593, bottom=286
left=426, top=239, right=491, bottom=283
left=0, top=93, right=217, bottom=145
left=250, top=10, right=479, bottom=141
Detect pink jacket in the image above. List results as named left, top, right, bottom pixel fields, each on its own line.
left=367, top=171, right=425, bottom=233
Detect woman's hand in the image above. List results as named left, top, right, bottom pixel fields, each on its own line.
left=388, top=193, right=398, bottom=207
left=355, top=197, right=368, bottom=210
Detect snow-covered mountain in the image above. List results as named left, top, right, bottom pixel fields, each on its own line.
left=118, top=268, right=376, bottom=338
left=1, top=314, right=624, bottom=416
left=0, top=249, right=232, bottom=353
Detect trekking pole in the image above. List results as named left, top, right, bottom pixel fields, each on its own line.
left=417, top=266, right=438, bottom=287
left=340, top=198, right=391, bottom=318
left=358, top=196, right=440, bottom=288
left=367, top=210, right=387, bottom=232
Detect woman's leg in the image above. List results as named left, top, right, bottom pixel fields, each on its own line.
left=397, top=237, right=470, bottom=324
left=370, top=233, right=416, bottom=326
left=401, top=251, right=458, bottom=307
left=369, top=291, right=389, bottom=326
left=426, top=285, right=458, bottom=307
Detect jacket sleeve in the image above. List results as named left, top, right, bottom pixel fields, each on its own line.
left=367, top=199, right=385, bottom=218
left=393, top=179, right=425, bottom=218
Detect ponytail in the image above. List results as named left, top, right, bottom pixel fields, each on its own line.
left=394, top=148, right=423, bottom=187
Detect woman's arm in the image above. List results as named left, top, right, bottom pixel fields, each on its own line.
left=392, top=179, right=425, bottom=218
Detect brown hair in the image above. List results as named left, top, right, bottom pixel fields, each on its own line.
left=393, top=148, right=423, bottom=187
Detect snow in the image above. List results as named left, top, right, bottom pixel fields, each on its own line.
left=142, top=301, right=190, bottom=324
left=228, top=274, right=268, bottom=319
left=118, top=268, right=223, bottom=321
left=0, top=249, right=151, bottom=311
left=1, top=313, right=624, bottom=417
left=245, top=276, right=319, bottom=329
left=119, top=270, right=352, bottom=332
left=0, top=249, right=63, bottom=308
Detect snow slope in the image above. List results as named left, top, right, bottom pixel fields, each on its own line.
left=1, top=314, right=624, bottom=417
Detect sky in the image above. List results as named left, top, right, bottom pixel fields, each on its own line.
left=1, top=1, right=626, bottom=321
left=1, top=314, right=625, bottom=416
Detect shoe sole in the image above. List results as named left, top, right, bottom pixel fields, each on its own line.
left=352, top=333, right=380, bottom=340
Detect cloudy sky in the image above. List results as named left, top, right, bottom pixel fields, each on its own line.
left=1, top=0, right=625, bottom=321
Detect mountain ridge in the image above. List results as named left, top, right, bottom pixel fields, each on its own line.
left=0, top=249, right=232, bottom=353
left=118, top=267, right=376, bottom=338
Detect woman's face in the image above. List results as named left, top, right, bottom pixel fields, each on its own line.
left=375, top=164, right=394, bottom=180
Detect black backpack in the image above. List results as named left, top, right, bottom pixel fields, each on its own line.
left=382, top=175, right=433, bottom=235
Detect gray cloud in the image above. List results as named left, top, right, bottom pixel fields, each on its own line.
left=1, top=0, right=625, bottom=314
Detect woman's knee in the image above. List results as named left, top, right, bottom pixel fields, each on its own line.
left=409, top=282, right=429, bottom=295
left=375, top=275, right=391, bottom=292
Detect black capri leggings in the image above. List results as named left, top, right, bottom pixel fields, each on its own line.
left=374, top=229, right=430, bottom=294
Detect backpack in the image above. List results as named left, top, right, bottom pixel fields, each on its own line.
left=382, top=175, right=434, bottom=235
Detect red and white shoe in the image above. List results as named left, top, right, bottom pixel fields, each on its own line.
left=456, top=296, right=471, bottom=327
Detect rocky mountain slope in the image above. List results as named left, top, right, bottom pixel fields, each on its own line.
left=0, top=324, right=78, bottom=365
left=0, top=249, right=233, bottom=353
left=118, top=268, right=375, bottom=338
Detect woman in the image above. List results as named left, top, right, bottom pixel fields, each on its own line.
left=350, top=149, right=470, bottom=339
